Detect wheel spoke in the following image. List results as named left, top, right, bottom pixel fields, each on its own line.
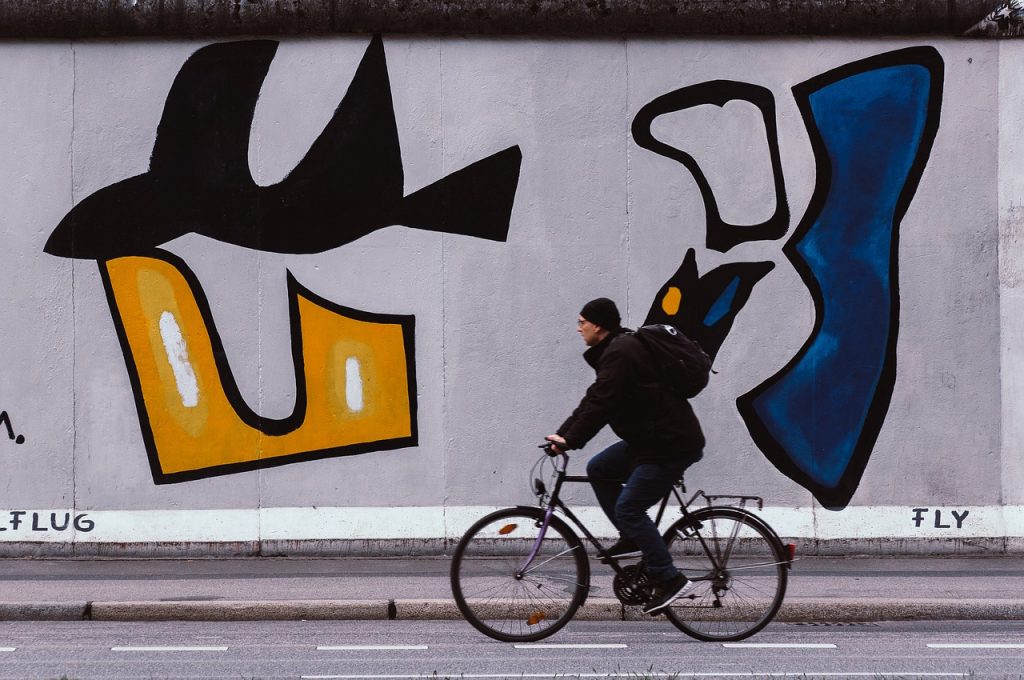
left=663, top=508, right=786, bottom=641
left=521, top=546, right=582, bottom=575
left=451, top=509, right=588, bottom=642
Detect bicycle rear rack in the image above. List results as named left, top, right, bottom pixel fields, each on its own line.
left=690, top=490, right=765, bottom=511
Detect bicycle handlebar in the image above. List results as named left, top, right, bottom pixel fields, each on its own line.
left=539, top=441, right=567, bottom=458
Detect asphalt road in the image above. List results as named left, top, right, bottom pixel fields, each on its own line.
left=1, top=619, right=1023, bottom=679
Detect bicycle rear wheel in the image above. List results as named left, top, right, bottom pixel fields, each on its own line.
left=450, top=507, right=589, bottom=642
left=662, top=506, right=787, bottom=641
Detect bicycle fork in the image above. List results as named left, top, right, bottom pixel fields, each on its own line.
left=515, top=504, right=559, bottom=578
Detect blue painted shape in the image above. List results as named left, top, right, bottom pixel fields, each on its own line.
left=703, top=278, right=741, bottom=328
left=746, top=64, right=933, bottom=491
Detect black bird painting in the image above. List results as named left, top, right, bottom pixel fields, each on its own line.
left=45, top=36, right=522, bottom=260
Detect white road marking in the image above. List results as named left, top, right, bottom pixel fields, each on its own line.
left=927, top=643, right=1024, bottom=649
left=111, top=646, right=229, bottom=652
left=317, top=645, right=429, bottom=651
left=513, top=643, right=629, bottom=649
left=722, top=643, right=838, bottom=649
left=300, top=673, right=968, bottom=679
left=0, top=648, right=14, bottom=652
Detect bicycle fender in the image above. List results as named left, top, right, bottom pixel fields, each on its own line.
left=668, top=506, right=792, bottom=569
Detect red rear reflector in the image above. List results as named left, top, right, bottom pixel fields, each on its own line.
left=527, top=611, right=547, bottom=626
left=786, top=543, right=797, bottom=561
left=498, top=524, right=518, bottom=535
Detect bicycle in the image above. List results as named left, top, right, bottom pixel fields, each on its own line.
left=450, top=444, right=794, bottom=643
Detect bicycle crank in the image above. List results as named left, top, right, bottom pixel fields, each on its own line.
left=612, top=564, right=652, bottom=606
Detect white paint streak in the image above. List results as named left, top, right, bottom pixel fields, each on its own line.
left=345, top=357, right=364, bottom=412
left=0, top=648, right=14, bottom=652
left=158, top=311, right=199, bottom=408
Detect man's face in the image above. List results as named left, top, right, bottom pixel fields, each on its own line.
left=577, top=316, right=603, bottom=346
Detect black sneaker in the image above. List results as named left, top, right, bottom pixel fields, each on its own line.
left=599, top=538, right=642, bottom=563
left=642, top=573, right=697, bottom=615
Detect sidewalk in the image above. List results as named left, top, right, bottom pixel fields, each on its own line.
left=0, top=555, right=1021, bottom=622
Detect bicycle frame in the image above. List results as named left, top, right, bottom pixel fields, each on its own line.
left=516, top=452, right=772, bottom=582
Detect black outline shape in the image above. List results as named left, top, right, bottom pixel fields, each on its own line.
left=0, top=411, right=24, bottom=444
left=643, top=249, right=774, bottom=361
left=45, top=36, right=522, bottom=259
left=735, top=47, right=944, bottom=509
left=632, top=81, right=789, bottom=253
left=99, top=249, right=418, bottom=484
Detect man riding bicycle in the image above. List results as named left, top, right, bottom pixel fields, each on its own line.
left=546, top=297, right=705, bottom=614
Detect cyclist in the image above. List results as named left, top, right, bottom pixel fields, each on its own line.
left=546, top=297, right=705, bottom=614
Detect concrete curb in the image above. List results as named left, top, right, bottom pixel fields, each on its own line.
left=3, top=598, right=1023, bottom=622
left=776, top=598, right=1024, bottom=622
left=0, top=602, right=90, bottom=621
left=89, top=599, right=390, bottom=622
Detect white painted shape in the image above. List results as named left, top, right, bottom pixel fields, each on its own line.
left=317, top=645, right=428, bottom=651
left=808, top=506, right=1024, bottom=538
left=111, top=646, right=228, bottom=652
left=64, top=509, right=257, bottom=543
left=345, top=357, right=364, bottom=412
left=443, top=506, right=619, bottom=540
left=260, top=506, right=445, bottom=541
left=0, top=510, right=79, bottom=543
left=0, top=505, right=1021, bottom=543
left=0, top=648, right=14, bottom=652
left=158, top=311, right=199, bottom=408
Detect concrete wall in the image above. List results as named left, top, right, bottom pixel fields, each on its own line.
left=0, top=34, right=1017, bottom=555
left=0, top=0, right=999, bottom=38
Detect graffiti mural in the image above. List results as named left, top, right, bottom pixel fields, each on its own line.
left=965, top=0, right=1024, bottom=36
left=633, top=48, right=943, bottom=508
left=45, top=37, right=522, bottom=483
left=632, top=81, right=790, bottom=254
left=640, top=249, right=774, bottom=362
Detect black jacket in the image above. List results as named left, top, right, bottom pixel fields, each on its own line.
left=557, top=329, right=705, bottom=465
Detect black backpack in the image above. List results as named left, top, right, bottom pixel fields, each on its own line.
left=632, top=324, right=712, bottom=399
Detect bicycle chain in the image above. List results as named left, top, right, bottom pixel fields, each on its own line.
left=612, top=564, right=653, bottom=606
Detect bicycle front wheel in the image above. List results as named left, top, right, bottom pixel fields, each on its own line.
left=662, top=507, right=787, bottom=641
left=450, top=507, right=590, bottom=642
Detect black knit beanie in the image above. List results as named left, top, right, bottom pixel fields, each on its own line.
left=580, top=297, right=621, bottom=330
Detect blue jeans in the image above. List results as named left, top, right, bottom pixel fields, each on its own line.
left=586, top=440, right=698, bottom=584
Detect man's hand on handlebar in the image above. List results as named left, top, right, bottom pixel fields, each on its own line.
left=543, top=434, right=568, bottom=457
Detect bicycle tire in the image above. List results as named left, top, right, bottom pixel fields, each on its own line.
left=661, top=506, right=787, bottom=641
left=450, top=506, right=590, bottom=642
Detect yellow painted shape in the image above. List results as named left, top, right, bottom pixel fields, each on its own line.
left=104, top=256, right=413, bottom=476
left=661, top=286, right=682, bottom=316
